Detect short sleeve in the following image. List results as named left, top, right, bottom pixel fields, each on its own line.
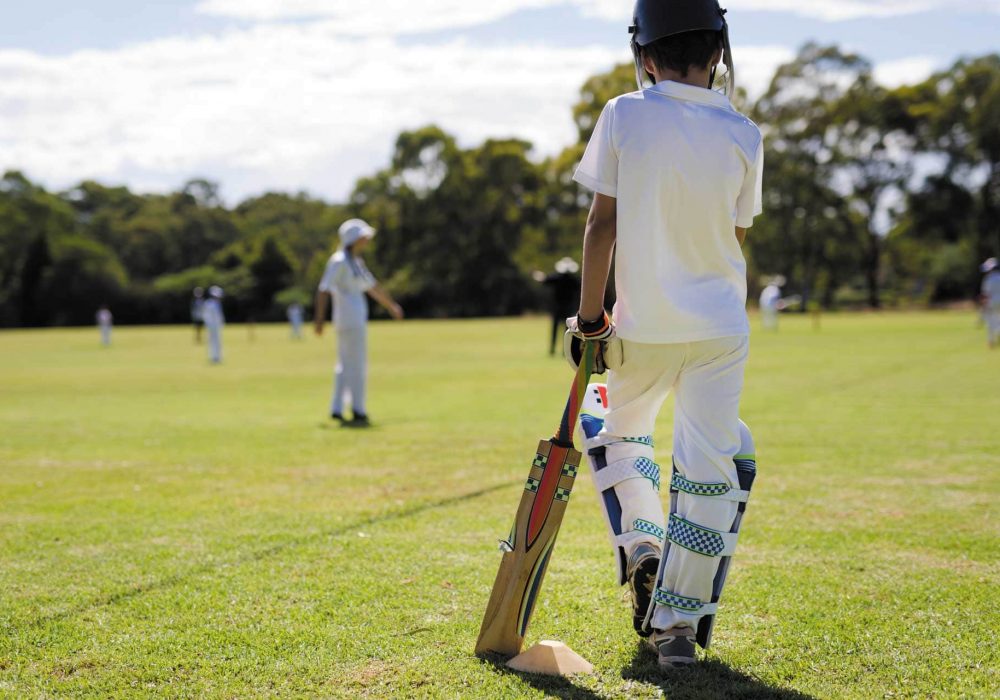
left=318, top=258, right=339, bottom=292
left=573, top=101, right=619, bottom=197
left=736, top=136, right=764, bottom=228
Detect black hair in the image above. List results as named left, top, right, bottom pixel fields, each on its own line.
left=641, top=29, right=722, bottom=77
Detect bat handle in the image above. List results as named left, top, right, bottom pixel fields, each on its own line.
left=554, top=341, right=595, bottom=446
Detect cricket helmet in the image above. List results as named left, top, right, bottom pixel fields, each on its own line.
left=629, top=0, right=735, bottom=95
left=338, top=218, right=376, bottom=247
left=982, top=257, right=998, bottom=273
left=208, top=285, right=224, bottom=299
left=193, top=286, right=204, bottom=298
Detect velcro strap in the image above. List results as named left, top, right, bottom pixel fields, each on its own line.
left=671, top=473, right=749, bottom=502
left=667, top=514, right=738, bottom=557
left=653, top=588, right=718, bottom=615
left=592, top=458, right=660, bottom=492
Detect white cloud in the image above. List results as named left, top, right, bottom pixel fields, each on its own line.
left=0, top=23, right=628, bottom=201
left=873, top=56, right=939, bottom=88
left=195, top=0, right=572, bottom=34
left=194, top=0, right=1000, bottom=28
left=0, top=1, right=953, bottom=204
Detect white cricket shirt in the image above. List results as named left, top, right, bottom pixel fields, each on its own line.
left=319, top=250, right=376, bottom=330
left=574, top=80, right=764, bottom=343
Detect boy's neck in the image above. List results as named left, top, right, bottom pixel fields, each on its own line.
left=650, top=66, right=713, bottom=91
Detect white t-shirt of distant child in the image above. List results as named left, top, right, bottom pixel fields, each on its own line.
left=574, top=80, right=764, bottom=344
left=319, top=250, right=376, bottom=330
left=983, top=271, right=1000, bottom=311
left=759, top=285, right=781, bottom=311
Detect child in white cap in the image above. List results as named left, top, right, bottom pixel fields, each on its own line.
left=314, top=219, right=403, bottom=426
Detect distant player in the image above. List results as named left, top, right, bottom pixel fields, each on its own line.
left=203, top=286, right=225, bottom=364
left=569, top=0, right=762, bottom=669
left=534, top=258, right=581, bottom=355
left=287, top=302, right=304, bottom=340
left=314, top=219, right=404, bottom=426
left=96, top=305, right=113, bottom=347
left=191, top=287, right=206, bottom=344
left=981, top=258, right=1000, bottom=348
left=759, top=281, right=782, bottom=331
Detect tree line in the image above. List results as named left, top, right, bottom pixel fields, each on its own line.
left=1, top=44, right=997, bottom=327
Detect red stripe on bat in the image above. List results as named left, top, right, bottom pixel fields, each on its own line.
left=526, top=445, right=566, bottom=547
left=598, top=384, right=609, bottom=408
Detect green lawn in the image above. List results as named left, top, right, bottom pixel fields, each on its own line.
left=1, top=313, right=998, bottom=698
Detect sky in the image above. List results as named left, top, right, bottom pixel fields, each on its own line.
left=1, top=0, right=997, bottom=204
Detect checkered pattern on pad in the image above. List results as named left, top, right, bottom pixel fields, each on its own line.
left=633, top=518, right=665, bottom=541
left=633, top=458, right=660, bottom=490
left=653, top=588, right=705, bottom=613
left=667, top=514, right=726, bottom=557
left=670, top=473, right=730, bottom=497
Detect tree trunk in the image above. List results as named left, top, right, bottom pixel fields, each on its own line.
left=866, top=230, right=881, bottom=309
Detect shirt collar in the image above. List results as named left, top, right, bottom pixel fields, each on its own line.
left=647, top=80, right=732, bottom=109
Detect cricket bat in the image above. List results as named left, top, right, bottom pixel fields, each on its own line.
left=474, top=342, right=597, bottom=657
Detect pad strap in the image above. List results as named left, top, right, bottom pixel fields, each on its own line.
left=670, top=473, right=749, bottom=503
left=667, top=514, right=739, bottom=557
left=592, top=457, right=661, bottom=492
left=653, top=588, right=718, bottom=615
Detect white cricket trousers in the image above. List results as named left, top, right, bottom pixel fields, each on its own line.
left=986, top=308, right=1000, bottom=345
left=603, top=335, right=749, bottom=632
left=100, top=325, right=111, bottom=346
left=331, top=326, right=367, bottom=416
left=207, top=325, right=222, bottom=363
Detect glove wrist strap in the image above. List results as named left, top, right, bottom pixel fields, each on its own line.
left=577, top=311, right=609, bottom=337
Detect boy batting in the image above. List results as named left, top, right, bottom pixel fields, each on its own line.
left=569, top=0, right=763, bottom=669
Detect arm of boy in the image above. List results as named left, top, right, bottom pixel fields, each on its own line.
left=579, top=193, right=618, bottom=321
left=313, top=290, right=329, bottom=336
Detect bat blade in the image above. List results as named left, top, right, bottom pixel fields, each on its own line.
left=474, top=438, right=581, bottom=657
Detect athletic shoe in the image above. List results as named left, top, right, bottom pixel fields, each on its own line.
left=648, top=626, right=697, bottom=669
left=350, top=413, right=370, bottom=427
left=626, top=543, right=660, bottom=636
left=331, top=413, right=346, bottom=422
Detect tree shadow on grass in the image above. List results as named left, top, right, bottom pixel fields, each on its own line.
left=477, top=653, right=603, bottom=700
left=623, top=640, right=817, bottom=700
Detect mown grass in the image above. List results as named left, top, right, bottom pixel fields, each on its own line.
left=1, top=313, right=997, bottom=698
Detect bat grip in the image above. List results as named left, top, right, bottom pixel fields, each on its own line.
left=554, top=341, right=595, bottom=446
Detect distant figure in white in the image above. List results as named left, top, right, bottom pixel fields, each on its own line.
left=314, top=219, right=404, bottom=426
left=96, top=305, right=113, bottom=347
left=759, top=282, right=782, bottom=331
left=203, top=286, right=225, bottom=364
left=981, top=258, right=1000, bottom=349
left=287, top=302, right=304, bottom=340
left=191, top=287, right=206, bottom=344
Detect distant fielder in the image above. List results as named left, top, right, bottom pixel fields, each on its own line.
left=759, top=279, right=782, bottom=331
left=568, top=0, right=762, bottom=669
left=287, top=302, right=304, bottom=340
left=534, top=257, right=581, bottom=355
left=96, top=305, right=113, bottom=347
left=314, top=219, right=403, bottom=426
left=203, top=286, right=225, bottom=364
left=191, top=287, right=206, bottom=344
left=981, top=257, right=1000, bottom=348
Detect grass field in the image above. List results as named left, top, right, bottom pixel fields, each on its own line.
left=1, top=313, right=998, bottom=698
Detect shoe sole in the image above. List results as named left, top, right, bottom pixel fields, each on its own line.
left=630, top=553, right=660, bottom=636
